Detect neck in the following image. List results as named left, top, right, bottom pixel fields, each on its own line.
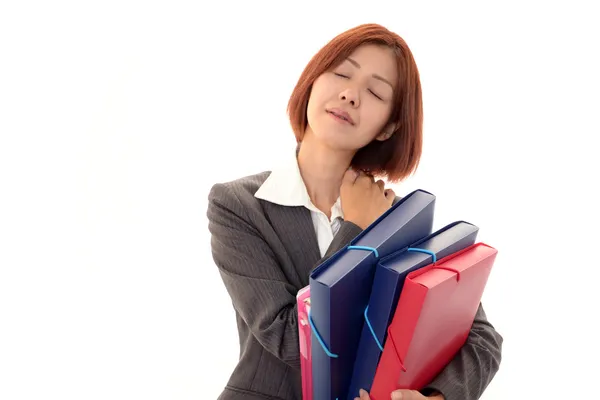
left=296, top=130, right=355, bottom=216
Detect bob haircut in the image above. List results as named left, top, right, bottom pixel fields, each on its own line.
left=287, top=23, right=423, bottom=183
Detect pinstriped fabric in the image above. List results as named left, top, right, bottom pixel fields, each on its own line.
left=207, top=171, right=502, bottom=400
left=208, top=171, right=364, bottom=400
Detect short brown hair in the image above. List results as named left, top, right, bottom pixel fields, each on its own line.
left=287, top=23, right=423, bottom=183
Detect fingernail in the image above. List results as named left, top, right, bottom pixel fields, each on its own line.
left=391, top=392, right=403, bottom=400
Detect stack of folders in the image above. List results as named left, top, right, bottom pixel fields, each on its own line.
left=295, top=189, right=499, bottom=400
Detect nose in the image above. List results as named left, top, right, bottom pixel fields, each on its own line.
left=339, top=88, right=359, bottom=108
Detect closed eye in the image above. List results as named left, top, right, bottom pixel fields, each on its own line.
left=369, top=89, right=382, bottom=100
left=334, top=72, right=383, bottom=100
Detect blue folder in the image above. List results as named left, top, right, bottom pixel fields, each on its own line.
left=346, top=221, right=479, bottom=398
left=309, top=189, right=436, bottom=400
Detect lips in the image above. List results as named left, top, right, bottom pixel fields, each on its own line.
left=327, top=108, right=355, bottom=125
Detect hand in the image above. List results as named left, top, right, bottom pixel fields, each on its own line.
left=355, top=388, right=445, bottom=400
left=341, top=168, right=395, bottom=230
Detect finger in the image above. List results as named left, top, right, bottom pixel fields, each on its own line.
left=384, top=188, right=395, bottom=201
left=343, top=168, right=360, bottom=185
left=375, top=179, right=385, bottom=192
left=391, top=389, right=422, bottom=400
left=359, top=388, right=370, bottom=400
left=356, top=170, right=373, bottom=187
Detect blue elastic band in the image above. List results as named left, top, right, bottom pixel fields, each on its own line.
left=307, top=309, right=339, bottom=358
left=364, top=305, right=384, bottom=352
left=407, top=247, right=437, bottom=263
left=347, top=245, right=379, bottom=258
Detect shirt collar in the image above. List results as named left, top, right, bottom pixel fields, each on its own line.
left=254, top=149, right=344, bottom=220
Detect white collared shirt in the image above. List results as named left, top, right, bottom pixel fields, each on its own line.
left=254, top=151, right=344, bottom=257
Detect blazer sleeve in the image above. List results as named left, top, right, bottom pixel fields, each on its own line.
left=420, top=303, right=503, bottom=400
left=207, top=182, right=362, bottom=370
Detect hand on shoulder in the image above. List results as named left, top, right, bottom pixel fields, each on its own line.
left=340, top=168, right=395, bottom=230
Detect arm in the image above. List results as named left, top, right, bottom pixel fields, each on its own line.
left=420, top=304, right=503, bottom=400
left=207, top=183, right=362, bottom=369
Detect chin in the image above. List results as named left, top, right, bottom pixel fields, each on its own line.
left=317, top=129, right=360, bottom=152
left=307, top=113, right=361, bottom=150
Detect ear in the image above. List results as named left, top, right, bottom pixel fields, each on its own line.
left=375, top=121, right=398, bottom=142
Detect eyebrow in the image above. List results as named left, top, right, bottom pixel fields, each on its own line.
left=346, top=57, right=394, bottom=89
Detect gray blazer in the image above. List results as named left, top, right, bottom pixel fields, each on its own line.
left=206, top=171, right=503, bottom=400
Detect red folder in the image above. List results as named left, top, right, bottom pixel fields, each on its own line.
left=296, top=286, right=312, bottom=400
left=370, top=243, right=498, bottom=399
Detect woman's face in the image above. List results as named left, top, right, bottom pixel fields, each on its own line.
left=306, top=44, right=398, bottom=152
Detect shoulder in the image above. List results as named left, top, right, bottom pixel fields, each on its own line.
left=207, top=170, right=271, bottom=217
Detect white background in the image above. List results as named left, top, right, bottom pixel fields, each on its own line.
left=1, top=1, right=599, bottom=399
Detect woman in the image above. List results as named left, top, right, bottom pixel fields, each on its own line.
left=207, top=23, right=502, bottom=400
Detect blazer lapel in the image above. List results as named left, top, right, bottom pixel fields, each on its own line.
left=259, top=193, right=403, bottom=288
left=262, top=202, right=321, bottom=287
